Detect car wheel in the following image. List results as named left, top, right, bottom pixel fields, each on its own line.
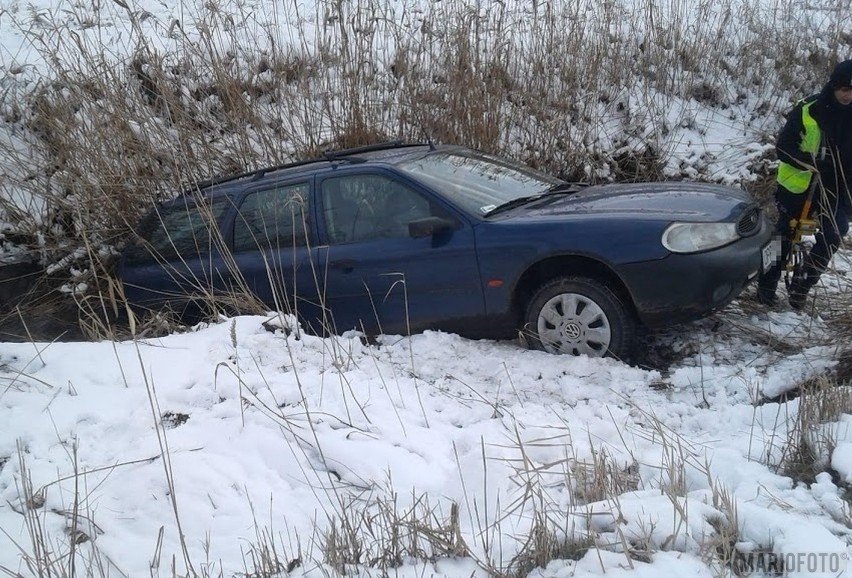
left=524, top=276, right=635, bottom=360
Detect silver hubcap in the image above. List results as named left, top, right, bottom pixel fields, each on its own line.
left=536, top=292, right=612, bottom=356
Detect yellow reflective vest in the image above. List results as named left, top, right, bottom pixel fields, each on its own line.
left=777, top=100, right=821, bottom=194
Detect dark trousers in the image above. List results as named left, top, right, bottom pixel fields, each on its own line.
left=758, top=194, right=849, bottom=297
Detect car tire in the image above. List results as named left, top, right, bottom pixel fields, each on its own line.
left=524, top=276, right=635, bottom=360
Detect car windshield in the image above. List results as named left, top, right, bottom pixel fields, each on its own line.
left=398, top=151, right=562, bottom=216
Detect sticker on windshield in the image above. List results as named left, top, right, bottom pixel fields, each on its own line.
left=480, top=204, right=497, bottom=214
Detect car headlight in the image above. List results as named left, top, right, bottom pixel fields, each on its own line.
left=661, top=222, right=739, bottom=253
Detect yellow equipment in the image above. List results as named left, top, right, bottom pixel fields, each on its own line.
left=784, top=190, right=818, bottom=289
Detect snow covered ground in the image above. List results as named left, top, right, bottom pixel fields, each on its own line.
left=1, top=259, right=852, bottom=576
left=2, top=0, right=852, bottom=576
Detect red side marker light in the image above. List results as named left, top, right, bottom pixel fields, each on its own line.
left=487, top=279, right=504, bottom=288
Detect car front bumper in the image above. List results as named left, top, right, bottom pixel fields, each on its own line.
left=617, top=228, right=773, bottom=328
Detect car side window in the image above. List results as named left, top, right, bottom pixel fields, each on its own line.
left=233, top=183, right=310, bottom=252
left=125, top=197, right=231, bottom=265
left=321, top=175, right=441, bottom=244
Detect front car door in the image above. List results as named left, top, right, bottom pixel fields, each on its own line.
left=316, top=170, right=485, bottom=336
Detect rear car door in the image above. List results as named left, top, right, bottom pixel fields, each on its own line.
left=228, top=181, right=324, bottom=332
left=316, top=170, right=485, bottom=336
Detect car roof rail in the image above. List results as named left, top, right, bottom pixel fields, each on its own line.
left=184, top=157, right=328, bottom=193
left=183, top=141, right=435, bottom=195
left=322, top=140, right=405, bottom=161
left=322, top=140, right=435, bottom=161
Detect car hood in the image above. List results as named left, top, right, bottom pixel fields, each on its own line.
left=507, top=182, right=752, bottom=222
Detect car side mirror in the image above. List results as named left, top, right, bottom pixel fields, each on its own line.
left=408, top=216, right=458, bottom=238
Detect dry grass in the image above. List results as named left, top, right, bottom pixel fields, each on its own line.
left=779, top=377, right=852, bottom=484
left=1, top=0, right=849, bottom=291
left=323, top=494, right=469, bottom=572
left=2, top=0, right=852, bottom=575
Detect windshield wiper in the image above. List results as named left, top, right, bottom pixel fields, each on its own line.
left=546, top=182, right=585, bottom=194
left=485, top=194, right=544, bottom=217
left=485, top=183, right=584, bottom=217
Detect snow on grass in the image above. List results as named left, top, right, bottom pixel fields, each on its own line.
left=1, top=297, right=851, bottom=576
left=1, top=0, right=852, bottom=575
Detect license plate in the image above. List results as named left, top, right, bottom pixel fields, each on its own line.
left=761, top=240, right=779, bottom=272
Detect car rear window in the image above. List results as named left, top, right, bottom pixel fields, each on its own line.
left=124, top=196, right=232, bottom=265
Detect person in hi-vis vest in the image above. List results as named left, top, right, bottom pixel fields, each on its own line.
left=757, top=59, right=852, bottom=310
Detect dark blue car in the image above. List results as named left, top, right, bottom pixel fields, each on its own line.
left=119, top=142, right=774, bottom=360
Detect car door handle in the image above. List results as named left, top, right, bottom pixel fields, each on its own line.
left=330, top=259, right=356, bottom=273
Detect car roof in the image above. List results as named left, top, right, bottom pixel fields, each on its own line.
left=183, top=141, right=453, bottom=197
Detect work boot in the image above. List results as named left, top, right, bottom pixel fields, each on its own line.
left=788, top=264, right=819, bottom=311
left=755, top=274, right=779, bottom=306
left=788, top=281, right=809, bottom=311
left=756, top=286, right=777, bottom=306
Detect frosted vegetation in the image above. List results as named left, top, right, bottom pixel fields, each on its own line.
left=0, top=0, right=849, bottom=268
left=2, top=2, right=852, bottom=576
